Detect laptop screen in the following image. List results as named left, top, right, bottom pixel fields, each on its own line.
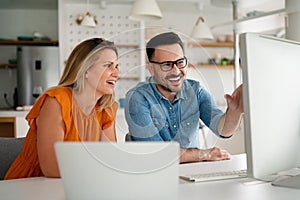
left=55, top=142, right=179, bottom=200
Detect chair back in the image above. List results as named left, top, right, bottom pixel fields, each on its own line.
left=125, top=133, right=131, bottom=141
left=0, top=137, right=25, bottom=180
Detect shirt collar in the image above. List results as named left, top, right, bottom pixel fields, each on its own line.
left=148, top=76, right=187, bottom=102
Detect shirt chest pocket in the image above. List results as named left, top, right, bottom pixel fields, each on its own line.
left=180, top=112, right=199, bottom=134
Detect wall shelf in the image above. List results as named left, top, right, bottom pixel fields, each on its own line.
left=188, top=42, right=233, bottom=48
left=119, top=76, right=140, bottom=81
left=189, top=64, right=234, bottom=69
left=0, top=63, right=16, bottom=69
left=116, top=44, right=139, bottom=48
left=0, top=40, right=59, bottom=46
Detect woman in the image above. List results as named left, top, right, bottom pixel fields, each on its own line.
left=5, top=38, right=119, bottom=179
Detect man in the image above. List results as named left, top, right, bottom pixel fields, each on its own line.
left=125, top=32, right=243, bottom=163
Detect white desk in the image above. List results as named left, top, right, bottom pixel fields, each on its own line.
left=1, top=176, right=299, bottom=200
left=1, top=154, right=300, bottom=200
left=179, top=178, right=300, bottom=200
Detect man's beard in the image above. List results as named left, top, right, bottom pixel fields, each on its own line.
left=156, top=82, right=183, bottom=93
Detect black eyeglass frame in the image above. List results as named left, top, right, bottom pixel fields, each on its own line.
left=149, top=56, right=188, bottom=72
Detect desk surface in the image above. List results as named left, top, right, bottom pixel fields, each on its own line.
left=1, top=154, right=300, bottom=200
left=1, top=176, right=300, bottom=200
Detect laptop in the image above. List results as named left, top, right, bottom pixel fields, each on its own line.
left=55, top=142, right=179, bottom=200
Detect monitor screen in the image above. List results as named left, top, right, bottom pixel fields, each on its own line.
left=240, top=33, right=300, bottom=180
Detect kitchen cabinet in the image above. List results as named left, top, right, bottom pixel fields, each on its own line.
left=0, top=117, right=15, bottom=137
left=0, top=111, right=29, bottom=138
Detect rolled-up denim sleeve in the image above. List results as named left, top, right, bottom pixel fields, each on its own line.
left=125, top=90, right=164, bottom=141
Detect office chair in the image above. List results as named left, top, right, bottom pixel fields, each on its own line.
left=125, top=133, right=131, bottom=141
left=0, top=137, right=25, bottom=180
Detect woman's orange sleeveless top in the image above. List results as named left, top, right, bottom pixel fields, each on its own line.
left=4, top=87, right=117, bottom=180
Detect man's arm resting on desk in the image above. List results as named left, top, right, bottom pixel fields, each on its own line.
left=179, top=147, right=231, bottom=163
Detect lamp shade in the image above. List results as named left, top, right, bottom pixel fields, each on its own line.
left=81, top=12, right=96, bottom=28
left=129, top=0, right=163, bottom=21
left=191, top=17, right=214, bottom=40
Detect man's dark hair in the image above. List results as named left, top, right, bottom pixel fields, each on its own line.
left=146, top=32, right=184, bottom=61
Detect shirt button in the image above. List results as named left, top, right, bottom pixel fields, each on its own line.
left=186, top=122, right=190, bottom=126
left=169, top=107, right=172, bottom=110
left=173, top=125, right=177, bottom=128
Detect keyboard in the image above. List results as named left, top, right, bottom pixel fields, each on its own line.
left=180, top=169, right=247, bottom=182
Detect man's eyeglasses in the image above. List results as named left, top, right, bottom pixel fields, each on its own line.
left=149, top=57, right=188, bottom=72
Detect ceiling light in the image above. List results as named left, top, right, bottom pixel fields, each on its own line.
left=129, top=0, right=163, bottom=21
left=75, top=0, right=97, bottom=28
left=81, top=12, right=97, bottom=27
left=191, top=16, right=214, bottom=40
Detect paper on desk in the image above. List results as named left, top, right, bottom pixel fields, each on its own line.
left=179, top=153, right=247, bottom=176
left=277, top=167, right=300, bottom=176
left=254, top=167, right=300, bottom=182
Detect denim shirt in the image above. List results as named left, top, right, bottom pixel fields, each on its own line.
left=125, top=77, right=224, bottom=148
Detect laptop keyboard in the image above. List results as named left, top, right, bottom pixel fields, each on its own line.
left=180, top=169, right=247, bottom=182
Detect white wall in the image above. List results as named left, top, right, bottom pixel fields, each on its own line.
left=0, top=9, right=58, bottom=40
left=286, top=0, right=300, bottom=42
left=145, top=2, right=233, bottom=39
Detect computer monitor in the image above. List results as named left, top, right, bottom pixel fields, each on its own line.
left=240, top=33, right=300, bottom=180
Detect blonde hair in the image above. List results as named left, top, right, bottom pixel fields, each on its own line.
left=58, top=38, right=118, bottom=113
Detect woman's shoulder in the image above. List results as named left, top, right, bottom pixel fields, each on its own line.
left=45, top=87, right=72, bottom=97
left=26, top=87, right=73, bottom=119
left=46, top=87, right=73, bottom=108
